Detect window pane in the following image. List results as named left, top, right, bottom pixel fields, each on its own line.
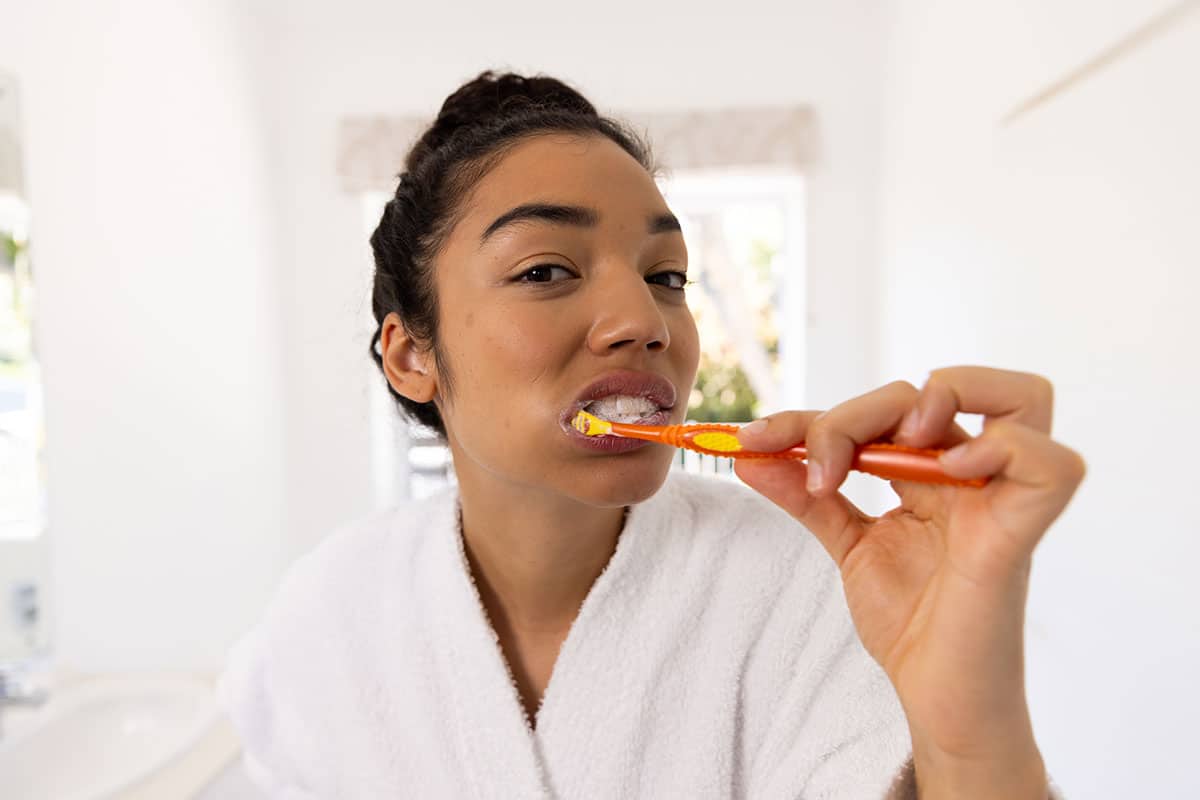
left=0, top=193, right=44, bottom=540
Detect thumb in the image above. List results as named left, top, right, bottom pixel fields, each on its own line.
left=733, top=457, right=872, bottom=566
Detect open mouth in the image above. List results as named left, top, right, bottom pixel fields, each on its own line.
left=561, top=369, right=677, bottom=438
left=581, top=394, right=666, bottom=424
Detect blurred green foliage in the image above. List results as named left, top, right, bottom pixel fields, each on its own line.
left=685, top=236, right=779, bottom=423
left=1, top=230, right=17, bottom=268
left=687, top=350, right=758, bottom=422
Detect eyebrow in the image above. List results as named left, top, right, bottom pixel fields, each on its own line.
left=478, top=203, right=681, bottom=246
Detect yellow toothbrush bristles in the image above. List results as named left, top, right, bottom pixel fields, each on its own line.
left=571, top=409, right=613, bottom=436
left=690, top=430, right=743, bottom=453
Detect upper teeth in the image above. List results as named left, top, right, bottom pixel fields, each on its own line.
left=585, top=395, right=660, bottom=422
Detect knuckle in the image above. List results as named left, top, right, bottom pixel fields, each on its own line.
left=927, top=365, right=964, bottom=383
left=805, top=413, right=847, bottom=460
left=923, top=369, right=956, bottom=399
left=1030, top=373, right=1055, bottom=404
left=806, top=411, right=831, bottom=440
left=765, top=410, right=822, bottom=445
left=981, top=417, right=1015, bottom=437
left=1067, top=449, right=1088, bottom=480
left=894, top=380, right=920, bottom=401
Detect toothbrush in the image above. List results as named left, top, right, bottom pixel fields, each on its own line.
left=570, top=410, right=988, bottom=488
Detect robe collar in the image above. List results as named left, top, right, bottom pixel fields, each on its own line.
left=419, top=475, right=681, bottom=798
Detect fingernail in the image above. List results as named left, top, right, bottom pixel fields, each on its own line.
left=739, top=419, right=768, bottom=438
left=806, top=461, right=824, bottom=493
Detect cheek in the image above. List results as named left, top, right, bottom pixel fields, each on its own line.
left=674, top=310, right=702, bottom=372
left=457, top=313, right=573, bottom=466
left=456, top=309, right=573, bottom=422
left=479, top=312, right=563, bottom=378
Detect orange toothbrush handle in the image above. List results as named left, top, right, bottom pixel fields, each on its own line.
left=607, top=421, right=988, bottom=489
left=847, top=442, right=988, bottom=488
left=731, top=437, right=986, bottom=487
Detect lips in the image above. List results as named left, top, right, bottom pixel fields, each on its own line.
left=559, top=369, right=677, bottom=430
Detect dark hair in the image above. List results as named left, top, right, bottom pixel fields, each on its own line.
left=368, top=70, right=656, bottom=440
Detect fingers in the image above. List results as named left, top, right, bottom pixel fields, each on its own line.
left=940, top=419, right=1087, bottom=550
left=735, top=409, right=823, bottom=452
left=731, top=366, right=1074, bottom=565
left=732, top=457, right=875, bottom=566
left=898, top=366, right=1054, bottom=445
left=739, top=383, right=970, bottom=498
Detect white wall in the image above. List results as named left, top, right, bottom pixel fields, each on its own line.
left=878, top=1, right=1200, bottom=796
left=0, top=0, right=889, bottom=672
left=11, top=4, right=1182, bottom=792
left=0, top=0, right=891, bottom=671
left=0, top=0, right=287, bottom=672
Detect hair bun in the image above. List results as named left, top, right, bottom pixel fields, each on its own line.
left=417, top=70, right=597, bottom=157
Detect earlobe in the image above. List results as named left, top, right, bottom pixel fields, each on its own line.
left=380, top=312, right=437, bottom=403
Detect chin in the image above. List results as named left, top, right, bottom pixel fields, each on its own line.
left=573, top=453, right=674, bottom=507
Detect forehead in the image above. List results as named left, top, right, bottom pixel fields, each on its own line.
left=458, top=133, right=663, bottom=229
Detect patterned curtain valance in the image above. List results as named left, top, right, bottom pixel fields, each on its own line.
left=336, top=106, right=815, bottom=193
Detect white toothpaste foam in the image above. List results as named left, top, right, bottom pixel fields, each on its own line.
left=586, top=395, right=659, bottom=423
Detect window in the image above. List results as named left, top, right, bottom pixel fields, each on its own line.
left=658, top=168, right=806, bottom=478
left=0, top=73, right=43, bottom=540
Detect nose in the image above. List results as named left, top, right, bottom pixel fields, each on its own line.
left=586, top=269, right=671, bottom=355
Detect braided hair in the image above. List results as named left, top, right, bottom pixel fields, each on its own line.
left=368, top=70, right=655, bottom=440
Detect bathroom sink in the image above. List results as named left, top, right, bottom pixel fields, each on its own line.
left=0, top=673, right=239, bottom=800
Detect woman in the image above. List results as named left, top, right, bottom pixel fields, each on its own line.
left=219, top=71, right=1081, bottom=798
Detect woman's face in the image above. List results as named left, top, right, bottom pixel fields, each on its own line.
left=392, top=133, right=700, bottom=508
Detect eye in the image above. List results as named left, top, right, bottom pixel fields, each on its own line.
left=516, top=264, right=577, bottom=284
left=647, top=270, right=690, bottom=290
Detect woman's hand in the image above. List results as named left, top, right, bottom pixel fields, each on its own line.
left=733, top=366, right=1085, bottom=799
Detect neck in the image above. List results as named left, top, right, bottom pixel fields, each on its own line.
left=454, top=476, right=628, bottom=638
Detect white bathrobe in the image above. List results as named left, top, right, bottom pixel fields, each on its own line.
left=217, top=470, right=1060, bottom=799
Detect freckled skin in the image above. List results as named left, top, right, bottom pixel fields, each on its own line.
left=392, top=134, right=700, bottom=509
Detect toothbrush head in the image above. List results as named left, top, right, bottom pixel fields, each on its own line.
left=571, top=409, right=613, bottom=436
left=690, top=431, right=743, bottom=453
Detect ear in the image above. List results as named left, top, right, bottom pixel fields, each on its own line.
left=380, top=312, right=438, bottom=404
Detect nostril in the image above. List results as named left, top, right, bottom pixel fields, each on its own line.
left=607, top=338, right=665, bottom=351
